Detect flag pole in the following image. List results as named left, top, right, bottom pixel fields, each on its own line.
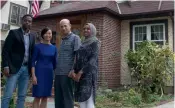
left=29, top=0, right=33, bottom=15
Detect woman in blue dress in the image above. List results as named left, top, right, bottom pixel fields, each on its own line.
left=31, top=27, right=57, bottom=108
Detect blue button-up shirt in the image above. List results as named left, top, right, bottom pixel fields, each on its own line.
left=22, top=29, right=30, bottom=63
left=55, top=32, right=81, bottom=75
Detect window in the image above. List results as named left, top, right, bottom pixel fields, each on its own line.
left=18, top=6, right=28, bottom=25
left=9, top=3, right=27, bottom=25
left=131, top=20, right=168, bottom=50
left=72, top=29, right=80, bottom=36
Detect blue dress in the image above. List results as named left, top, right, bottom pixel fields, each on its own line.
left=31, top=43, right=57, bottom=97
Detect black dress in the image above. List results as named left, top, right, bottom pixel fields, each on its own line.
left=74, top=40, right=99, bottom=103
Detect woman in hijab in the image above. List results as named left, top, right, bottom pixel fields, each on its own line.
left=72, top=23, right=100, bottom=108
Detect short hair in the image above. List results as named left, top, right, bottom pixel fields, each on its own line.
left=22, top=14, right=33, bottom=20
left=60, top=19, right=70, bottom=25
left=41, top=27, right=52, bottom=39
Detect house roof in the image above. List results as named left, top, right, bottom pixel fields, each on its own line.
left=119, top=1, right=174, bottom=15
left=38, top=1, right=119, bottom=17
left=1, top=1, right=7, bottom=9
left=37, top=1, right=174, bottom=19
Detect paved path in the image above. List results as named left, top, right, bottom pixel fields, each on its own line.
left=154, top=101, right=174, bottom=108
left=26, top=96, right=78, bottom=108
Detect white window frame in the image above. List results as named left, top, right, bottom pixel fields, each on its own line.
left=133, top=23, right=166, bottom=50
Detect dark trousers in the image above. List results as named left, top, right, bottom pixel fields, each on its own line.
left=54, top=75, right=74, bottom=108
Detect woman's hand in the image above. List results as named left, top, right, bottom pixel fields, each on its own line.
left=32, top=75, right=37, bottom=85
left=74, top=70, right=83, bottom=82
left=68, top=70, right=76, bottom=79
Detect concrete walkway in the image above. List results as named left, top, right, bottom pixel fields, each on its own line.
left=26, top=96, right=78, bottom=108
left=26, top=96, right=174, bottom=108
left=154, top=101, right=174, bottom=108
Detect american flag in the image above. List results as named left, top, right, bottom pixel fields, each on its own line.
left=32, top=0, right=39, bottom=18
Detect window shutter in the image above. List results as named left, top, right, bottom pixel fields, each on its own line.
left=10, top=4, right=19, bottom=24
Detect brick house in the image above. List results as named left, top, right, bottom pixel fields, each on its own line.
left=31, top=1, right=174, bottom=89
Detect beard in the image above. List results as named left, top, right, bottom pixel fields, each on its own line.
left=22, top=25, right=31, bottom=31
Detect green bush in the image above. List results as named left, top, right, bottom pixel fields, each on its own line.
left=130, top=95, right=142, bottom=105
left=106, top=92, right=120, bottom=102
left=106, top=92, right=114, bottom=99
left=146, top=94, right=160, bottom=103
left=128, top=88, right=137, bottom=96
left=106, top=89, right=142, bottom=105
left=125, top=41, right=174, bottom=101
left=128, top=88, right=142, bottom=105
left=112, top=92, right=120, bottom=102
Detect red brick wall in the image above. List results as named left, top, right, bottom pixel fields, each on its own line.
left=32, top=18, right=57, bottom=32
left=86, top=13, right=121, bottom=88
left=86, top=13, right=105, bottom=87
left=31, top=18, right=57, bottom=42
left=102, top=14, right=121, bottom=88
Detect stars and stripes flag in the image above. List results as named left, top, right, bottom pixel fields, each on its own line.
left=32, top=0, right=39, bottom=18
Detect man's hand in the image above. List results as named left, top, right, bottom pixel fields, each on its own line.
left=3, top=67, right=10, bottom=77
left=68, top=70, right=76, bottom=78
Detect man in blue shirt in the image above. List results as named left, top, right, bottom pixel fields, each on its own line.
left=54, top=19, right=81, bottom=108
